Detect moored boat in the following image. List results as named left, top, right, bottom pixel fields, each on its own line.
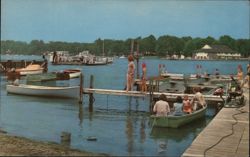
left=63, top=69, right=81, bottom=78
left=16, top=64, right=44, bottom=75
left=26, top=73, right=57, bottom=82
left=150, top=105, right=207, bottom=128
left=6, top=84, right=80, bottom=98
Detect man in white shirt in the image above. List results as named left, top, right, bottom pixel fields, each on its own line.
left=153, top=94, right=170, bottom=116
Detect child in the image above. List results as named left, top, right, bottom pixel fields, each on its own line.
left=183, top=95, right=192, bottom=114
left=126, top=55, right=135, bottom=92
left=140, top=62, right=147, bottom=92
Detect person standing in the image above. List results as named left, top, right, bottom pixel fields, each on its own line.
left=52, top=51, right=57, bottom=63
left=191, top=88, right=206, bottom=111
left=126, top=55, right=135, bottom=92
left=237, top=64, right=244, bottom=87
left=153, top=94, right=170, bottom=117
left=243, top=64, right=250, bottom=88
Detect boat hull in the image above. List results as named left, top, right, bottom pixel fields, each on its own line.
left=150, top=106, right=207, bottom=128
left=19, top=69, right=44, bottom=75
left=64, top=69, right=81, bottom=78
left=6, top=84, right=80, bottom=98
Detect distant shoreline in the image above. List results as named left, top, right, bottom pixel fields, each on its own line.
left=159, top=57, right=250, bottom=61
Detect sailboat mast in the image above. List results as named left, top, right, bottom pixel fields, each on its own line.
left=102, top=40, right=105, bottom=56
left=130, top=39, right=134, bottom=55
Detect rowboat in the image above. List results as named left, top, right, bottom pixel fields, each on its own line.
left=150, top=105, right=207, bottom=128
left=63, top=69, right=81, bottom=78
left=16, top=64, right=44, bottom=75
left=6, top=84, right=80, bottom=98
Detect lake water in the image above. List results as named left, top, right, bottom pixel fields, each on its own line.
left=0, top=55, right=249, bottom=156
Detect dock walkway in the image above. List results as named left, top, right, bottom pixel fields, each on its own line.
left=182, top=87, right=249, bottom=157
left=83, top=88, right=226, bottom=102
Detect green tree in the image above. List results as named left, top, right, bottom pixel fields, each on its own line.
left=139, top=35, right=156, bottom=54
left=219, top=35, right=236, bottom=50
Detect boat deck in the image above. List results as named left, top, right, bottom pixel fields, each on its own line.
left=182, top=87, right=249, bottom=157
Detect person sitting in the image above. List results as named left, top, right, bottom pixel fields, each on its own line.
left=183, top=95, right=192, bottom=114
left=213, top=85, right=224, bottom=96
left=191, top=88, right=206, bottom=111
left=153, top=94, right=170, bottom=117
left=173, top=96, right=184, bottom=116
left=214, top=68, right=220, bottom=78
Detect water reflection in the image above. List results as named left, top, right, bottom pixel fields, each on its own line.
left=125, top=116, right=134, bottom=155
left=78, top=104, right=83, bottom=127
left=150, top=117, right=207, bottom=155
left=140, top=117, right=146, bottom=144
left=150, top=117, right=207, bottom=141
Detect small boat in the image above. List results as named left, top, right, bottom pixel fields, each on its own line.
left=63, top=69, right=81, bottom=78
left=150, top=105, right=207, bottom=128
left=119, top=55, right=126, bottom=59
left=6, top=84, right=80, bottom=98
left=84, top=61, right=107, bottom=66
left=16, top=64, right=44, bottom=75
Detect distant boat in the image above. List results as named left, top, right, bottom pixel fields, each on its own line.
left=150, top=105, right=207, bottom=128
left=119, top=55, right=126, bottom=59
left=85, top=61, right=108, bottom=66
left=6, top=84, right=80, bottom=98
left=63, top=69, right=81, bottom=78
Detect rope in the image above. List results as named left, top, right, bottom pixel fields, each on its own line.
left=203, top=106, right=247, bottom=156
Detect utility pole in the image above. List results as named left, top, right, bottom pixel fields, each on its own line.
left=130, top=39, right=134, bottom=55
left=136, top=41, right=139, bottom=79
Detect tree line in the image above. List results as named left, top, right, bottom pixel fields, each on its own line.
left=1, top=35, right=249, bottom=57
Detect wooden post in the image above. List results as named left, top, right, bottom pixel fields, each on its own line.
left=149, top=79, right=153, bottom=113
left=79, top=73, right=84, bottom=104
left=7, top=60, right=12, bottom=70
left=61, top=132, right=71, bottom=146
left=21, top=60, right=25, bottom=68
left=89, top=75, right=94, bottom=112
left=130, top=39, right=134, bottom=55
left=136, top=42, right=139, bottom=79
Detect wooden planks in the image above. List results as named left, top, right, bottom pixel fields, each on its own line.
left=182, top=88, right=249, bottom=157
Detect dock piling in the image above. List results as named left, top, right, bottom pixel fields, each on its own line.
left=89, top=75, right=94, bottom=112
left=149, top=79, right=154, bottom=113
left=79, top=73, right=84, bottom=104
left=60, top=132, right=71, bottom=146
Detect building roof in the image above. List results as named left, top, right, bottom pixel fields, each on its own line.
left=197, top=44, right=237, bottom=54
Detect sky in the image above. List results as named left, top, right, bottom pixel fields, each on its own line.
left=1, top=0, right=250, bottom=43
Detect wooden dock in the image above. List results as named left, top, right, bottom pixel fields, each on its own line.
left=182, top=88, right=249, bottom=157
left=83, top=88, right=226, bottom=102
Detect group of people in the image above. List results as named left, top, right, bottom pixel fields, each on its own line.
left=125, top=55, right=147, bottom=92
left=153, top=89, right=206, bottom=117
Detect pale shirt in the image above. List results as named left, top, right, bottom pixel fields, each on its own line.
left=153, top=100, right=170, bottom=116
left=193, top=92, right=206, bottom=107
